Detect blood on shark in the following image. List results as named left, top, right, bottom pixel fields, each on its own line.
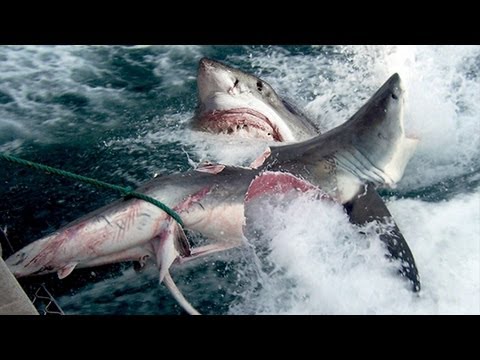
left=194, top=59, right=421, bottom=292
left=195, top=58, right=318, bottom=142
left=5, top=63, right=420, bottom=315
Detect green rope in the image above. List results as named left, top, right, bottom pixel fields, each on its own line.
left=0, top=153, right=184, bottom=227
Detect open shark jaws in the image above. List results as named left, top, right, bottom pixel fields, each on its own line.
left=194, top=58, right=421, bottom=290
left=5, top=59, right=420, bottom=315
left=195, top=58, right=319, bottom=142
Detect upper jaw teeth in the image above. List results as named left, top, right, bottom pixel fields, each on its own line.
left=214, top=124, right=275, bottom=140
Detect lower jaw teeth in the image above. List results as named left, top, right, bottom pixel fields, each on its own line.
left=210, top=125, right=274, bottom=139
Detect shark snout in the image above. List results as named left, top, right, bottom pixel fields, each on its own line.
left=5, top=250, right=39, bottom=278
left=386, top=73, right=404, bottom=101
left=198, top=57, right=229, bottom=77
left=199, top=57, right=219, bottom=70
left=197, top=58, right=236, bottom=104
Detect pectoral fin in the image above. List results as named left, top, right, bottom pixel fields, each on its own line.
left=152, top=222, right=191, bottom=283
left=344, top=183, right=421, bottom=292
left=57, top=263, right=77, bottom=279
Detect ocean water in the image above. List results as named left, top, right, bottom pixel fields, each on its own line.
left=0, top=45, right=478, bottom=315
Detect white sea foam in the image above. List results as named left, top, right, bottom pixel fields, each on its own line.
left=2, top=45, right=478, bottom=314
left=227, top=188, right=480, bottom=315
left=60, top=187, right=479, bottom=315
left=227, top=45, right=480, bottom=191
left=181, top=45, right=480, bottom=314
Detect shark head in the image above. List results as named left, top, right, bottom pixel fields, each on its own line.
left=195, top=57, right=318, bottom=142
left=334, top=73, right=418, bottom=187
left=5, top=237, right=59, bottom=278
left=4, top=65, right=422, bottom=314
left=264, top=73, right=419, bottom=202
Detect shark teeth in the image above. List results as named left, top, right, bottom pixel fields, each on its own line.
left=197, top=108, right=283, bottom=141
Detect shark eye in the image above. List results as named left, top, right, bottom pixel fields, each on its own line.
left=257, top=81, right=263, bottom=91
left=391, top=93, right=398, bottom=100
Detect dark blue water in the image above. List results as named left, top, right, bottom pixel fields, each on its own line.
left=1, top=45, right=478, bottom=314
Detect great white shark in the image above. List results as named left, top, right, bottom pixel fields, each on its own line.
left=195, top=58, right=319, bottom=142
left=5, top=61, right=420, bottom=315
left=194, top=58, right=420, bottom=291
